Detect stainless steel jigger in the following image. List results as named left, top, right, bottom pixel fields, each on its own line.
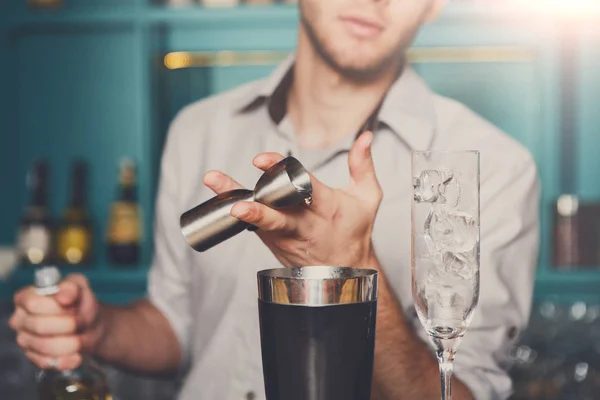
left=180, top=157, right=313, bottom=252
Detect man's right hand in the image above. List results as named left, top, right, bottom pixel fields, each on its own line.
left=8, top=274, right=105, bottom=371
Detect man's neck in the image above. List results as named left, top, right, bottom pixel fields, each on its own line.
left=287, top=28, right=400, bottom=151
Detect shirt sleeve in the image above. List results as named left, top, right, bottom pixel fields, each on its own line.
left=146, top=115, right=194, bottom=372
left=414, top=156, right=540, bottom=400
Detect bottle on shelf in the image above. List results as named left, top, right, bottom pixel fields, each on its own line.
left=106, top=158, right=142, bottom=267
left=34, top=266, right=112, bottom=400
left=595, top=204, right=600, bottom=266
left=16, top=160, right=53, bottom=266
left=56, top=160, right=93, bottom=266
left=552, top=194, right=581, bottom=268
left=579, top=202, right=600, bottom=267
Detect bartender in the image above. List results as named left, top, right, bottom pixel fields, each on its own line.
left=9, top=0, right=539, bottom=398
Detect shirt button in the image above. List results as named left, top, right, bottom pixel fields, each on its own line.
left=246, top=391, right=256, bottom=400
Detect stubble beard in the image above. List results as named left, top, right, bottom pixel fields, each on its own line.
left=299, top=14, right=402, bottom=84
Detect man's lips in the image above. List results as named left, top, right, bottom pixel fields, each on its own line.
left=339, top=15, right=384, bottom=39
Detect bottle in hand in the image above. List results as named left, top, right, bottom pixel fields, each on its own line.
left=34, top=266, right=112, bottom=400
left=17, top=160, right=53, bottom=266
left=56, top=160, right=93, bottom=266
left=106, top=158, right=142, bottom=266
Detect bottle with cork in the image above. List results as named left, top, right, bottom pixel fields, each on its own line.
left=34, top=266, right=112, bottom=400
left=56, top=160, right=94, bottom=266
left=106, top=158, right=142, bottom=267
left=17, top=159, right=53, bottom=267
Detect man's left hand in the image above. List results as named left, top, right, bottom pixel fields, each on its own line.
left=202, top=131, right=382, bottom=269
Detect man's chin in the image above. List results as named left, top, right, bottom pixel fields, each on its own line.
left=326, top=48, right=402, bottom=81
left=330, top=60, right=392, bottom=82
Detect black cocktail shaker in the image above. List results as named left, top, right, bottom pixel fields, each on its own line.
left=257, top=266, right=378, bottom=400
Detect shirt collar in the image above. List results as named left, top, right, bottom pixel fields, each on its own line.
left=234, top=52, right=437, bottom=152
left=233, top=53, right=296, bottom=116
left=377, top=67, right=437, bottom=151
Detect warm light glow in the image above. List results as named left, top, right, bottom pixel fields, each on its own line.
left=65, top=385, right=78, bottom=393
left=27, top=248, right=44, bottom=264
left=518, top=0, right=600, bottom=15
left=164, top=52, right=193, bottom=70
left=66, top=248, right=83, bottom=264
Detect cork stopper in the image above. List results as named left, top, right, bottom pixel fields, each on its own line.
left=557, top=195, right=579, bottom=217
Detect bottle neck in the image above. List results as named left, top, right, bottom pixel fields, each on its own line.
left=119, top=183, right=137, bottom=203
left=69, top=188, right=86, bottom=209
left=35, top=283, right=59, bottom=297
left=69, top=164, right=88, bottom=208
left=31, top=186, right=48, bottom=209
left=26, top=196, right=50, bottom=223
left=28, top=161, right=49, bottom=209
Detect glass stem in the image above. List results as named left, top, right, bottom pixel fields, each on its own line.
left=437, top=348, right=455, bottom=400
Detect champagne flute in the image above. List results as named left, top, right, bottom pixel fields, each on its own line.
left=411, top=150, right=480, bottom=400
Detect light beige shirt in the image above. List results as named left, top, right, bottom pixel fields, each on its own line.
left=147, top=55, right=540, bottom=400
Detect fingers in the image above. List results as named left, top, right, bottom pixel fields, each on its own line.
left=17, top=332, right=81, bottom=356
left=21, top=315, right=78, bottom=336
left=61, top=274, right=99, bottom=329
left=8, top=307, right=25, bottom=331
left=208, top=152, right=337, bottom=218
left=55, top=280, right=82, bottom=309
left=11, top=277, right=90, bottom=373
left=348, top=131, right=382, bottom=204
left=12, top=307, right=81, bottom=370
left=14, top=288, right=64, bottom=316
left=253, top=152, right=286, bottom=171
left=203, top=170, right=245, bottom=195
left=25, top=351, right=82, bottom=371
left=230, top=201, right=296, bottom=233
left=204, top=153, right=285, bottom=194
left=254, top=152, right=336, bottom=215
left=203, top=153, right=286, bottom=196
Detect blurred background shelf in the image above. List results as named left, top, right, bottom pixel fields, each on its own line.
left=3, top=6, right=136, bottom=28
left=145, top=4, right=300, bottom=25
left=4, top=2, right=586, bottom=30
left=0, top=0, right=599, bottom=304
left=2, top=3, right=300, bottom=29
left=1, top=2, right=600, bottom=400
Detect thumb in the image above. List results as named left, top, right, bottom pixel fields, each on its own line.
left=348, top=131, right=380, bottom=196
left=55, top=279, right=83, bottom=309
left=63, top=274, right=100, bottom=328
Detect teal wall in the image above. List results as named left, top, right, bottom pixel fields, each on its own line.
left=0, top=2, right=598, bottom=303
left=577, top=25, right=600, bottom=200
left=0, top=7, right=18, bottom=246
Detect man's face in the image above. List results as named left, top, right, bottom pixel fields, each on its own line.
left=299, top=0, right=439, bottom=80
